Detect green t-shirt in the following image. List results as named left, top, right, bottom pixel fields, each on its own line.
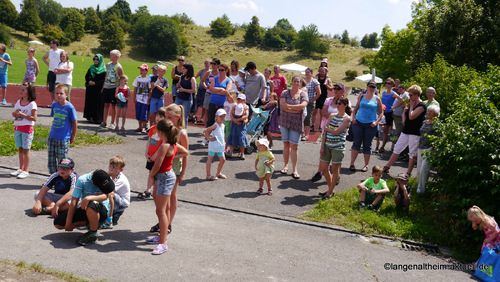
left=363, top=177, right=387, bottom=191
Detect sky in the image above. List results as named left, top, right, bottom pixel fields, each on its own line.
left=10, top=0, right=415, bottom=38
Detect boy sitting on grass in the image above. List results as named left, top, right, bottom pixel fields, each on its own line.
left=53, top=169, right=114, bottom=246
left=394, top=173, right=411, bottom=212
left=32, top=158, right=78, bottom=216
left=357, top=165, right=390, bottom=210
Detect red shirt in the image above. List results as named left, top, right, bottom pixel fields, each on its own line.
left=158, top=144, right=177, bottom=173
left=271, top=74, right=287, bottom=97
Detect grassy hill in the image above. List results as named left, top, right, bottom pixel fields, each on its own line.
left=6, top=26, right=374, bottom=89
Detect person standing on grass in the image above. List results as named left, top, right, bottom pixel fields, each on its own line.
left=101, top=50, right=124, bottom=130
left=0, top=43, right=13, bottom=105
left=54, top=51, right=74, bottom=101
left=84, top=54, right=107, bottom=124
left=11, top=84, right=37, bottom=179
left=23, top=47, right=39, bottom=86
left=42, top=40, right=63, bottom=107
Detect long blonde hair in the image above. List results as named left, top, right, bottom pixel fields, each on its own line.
left=165, top=104, right=185, bottom=129
left=468, top=205, right=493, bottom=230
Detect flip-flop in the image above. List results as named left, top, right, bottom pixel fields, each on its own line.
left=206, top=175, right=218, bottom=180
left=292, top=173, right=300, bottom=179
left=216, top=173, right=227, bottom=179
left=361, top=166, right=368, bottom=172
left=349, top=165, right=356, bottom=171
left=280, top=168, right=288, bottom=174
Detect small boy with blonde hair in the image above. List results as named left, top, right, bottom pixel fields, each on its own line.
left=101, top=49, right=124, bottom=129
left=101, top=156, right=130, bottom=228
left=357, top=165, right=390, bottom=210
left=255, top=139, right=275, bottom=195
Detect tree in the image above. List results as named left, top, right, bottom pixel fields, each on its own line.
left=340, top=30, right=350, bottom=45
left=35, top=0, right=63, bottom=26
left=0, top=0, right=17, bottom=27
left=104, top=0, right=131, bottom=22
left=172, top=12, right=193, bottom=25
left=209, top=14, right=235, bottom=37
left=0, top=24, right=10, bottom=44
left=295, top=24, right=322, bottom=57
left=40, top=23, right=66, bottom=44
left=349, top=37, right=359, bottom=47
left=84, top=7, right=101, bottom=33
left=244, top=16, right=263, bottom=44
left=16, top=0, right=42, bottom=38
left=99, top=17, right=125, bottom=53
left=275, top=18, right=295, bottom=32
left=361, top=32, right=380, bottom=48
left=60, top=8, right=85, bottom=42
left=360, top=34, right=369, bottom=48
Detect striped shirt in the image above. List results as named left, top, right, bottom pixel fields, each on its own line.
left=324, top=114, right=348, bottom=150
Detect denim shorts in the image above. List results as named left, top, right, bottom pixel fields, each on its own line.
left=156, top=170, right=176, bottom=196
left=15, top=130, right=33, bottom=149
left=280, top=126, right=301, bottom=145
left=150, top=97, right=164, bottom=114
left=135, top=102, right=148, bottom=121
left=116, top=100, right=128, bottom=109
left=0, top=73, right=7, bottom=88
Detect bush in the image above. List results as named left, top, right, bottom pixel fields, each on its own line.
left=209, top=14, right=235, bottom=37
left=40, top=24, right=65, bottom=44
left=0, top=24, right=10, bottom=45
left=360, top=53, right=375, bottom=65
left=345, top=70, right=358, bottom=78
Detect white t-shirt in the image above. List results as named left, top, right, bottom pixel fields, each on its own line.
left=55, top=61, right=74, bottom=85
left=48, top=49, right=64, bottom=72
left=133, top=76, right=151, bottom=104
left=14, top=100, right=37, bottom=127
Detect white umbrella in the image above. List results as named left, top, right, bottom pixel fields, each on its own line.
left=28, top=40, right=43, bottom=45
left=279, top=63, right=308, bottom=75
left=355, top=73, right=383, bottom=83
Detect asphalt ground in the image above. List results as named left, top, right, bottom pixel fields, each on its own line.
left=0, top=91, right=475, bottom=281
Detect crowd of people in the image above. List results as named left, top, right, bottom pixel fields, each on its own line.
left=7, top=43, right=496, bottom=257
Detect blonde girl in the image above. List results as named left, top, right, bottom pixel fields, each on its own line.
left=23, top=48, right=39, bottom=85
left=468, top=205, right=500, bottom=253
left=11, top=84, right=37, bottom=179
left=223, top=90, right=237, bottom=146
left=146, top=119, right=188, bottom=255
left=115, top=75, right=129, bottom=130
left=54, top=51, right=73, bottom=100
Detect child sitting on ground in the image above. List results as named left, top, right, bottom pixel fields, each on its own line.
left=101, top=156, right=130, bottom=228
left=53, top=169, right=115, bottom=246
left=255, top=139, right=275, bottom=196
left=394, top=173, right=411, bottom=212
left=205, top=109, right=227, bottom=180
left=32, top=158, right=78, bottom=216
left=357, top=165, right=390, bottom=210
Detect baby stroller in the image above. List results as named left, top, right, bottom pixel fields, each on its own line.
left=244, top=105, right=273, bottom=154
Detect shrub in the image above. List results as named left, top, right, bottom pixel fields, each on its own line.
left=345, top=70, right=358, bottom=78
left=0, top=24, right=10, bottom=44
left=40, top=24, right=65, bottom=44
left=209, top=14, right=235, bottom=37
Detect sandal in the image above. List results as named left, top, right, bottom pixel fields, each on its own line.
left=267, top=189, right=273, bottom=196
left=379, top=148, right=385, bottom=153
left=135, top=128, right=142, bottom=132
left=361, top=166, right=368, bottom=172
left=256, top=188, right=263, bottom=194
left=206, top=175, right=218, bottom=180
left=318, top=191, right=328, bottom=196
left=322, top=193, right=334, bottom=200
left=349, top=165, right=356, bottom=171
left=138, top=191, right=152, bottom=199
left=383, top=166, right=390, bottom=173
left=280, top=168, right=288, bottom=175
left=168, top=224, right=172, bottom=234
left=292, top=173, right=300, bottom=179
left=216, top=173, right=227, bottom=179
left=150, top=223, right=160, bottom=233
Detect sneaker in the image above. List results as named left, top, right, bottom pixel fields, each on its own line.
left=311, top=171, right=322, bottom=182
left=367, top=204, right=376, bottom=210
left=112, top=211, right=123, bottom=226
left=359, top=202, right=366, bottom=209
left=146, top=235, right=160, bottom=244
left=10, top=169, right=22, bottom=176
left=152, top=243, right=168, bottom=255
left=76, top=231, right=98, bottom=246
left=39, top=207, right=51, bottom=215
left=108, top=123, right=116, bottom=130
left=100, top=122, right=106, bottom=128
left=99, top=222, right=113, bottom=229
left=1, top=99, right=6, bottom=105
left=201, top=139, right=209, bottom=146
left=17, top=171, right=29, bottom=179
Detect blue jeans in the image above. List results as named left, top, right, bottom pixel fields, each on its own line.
left=174, top=97, right=192, bottom=127
left=351, top=122, right=378, bottom=154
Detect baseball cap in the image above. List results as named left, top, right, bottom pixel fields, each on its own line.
left=57, top=157, right=75, bottom=169
left=367, top=80, right=377, bottom=87
left=334, top=82, right=345, bottom=89
left=216, top=109, right=227, bottom=116
left=237, top=94, right=246, bottom=100
left=396, top=173, right=409, bottom=181
left=235, top=103, right=244, bottom=116
left=322, top=58, right=328, bottom=63
left=244, top=62, right=256, bottom=71
left=91, top=169, right=115, bottom=194
left=138, top=64, right=149, bottom=71
left=238, top=68, right=246, bottom=74
left=257, top=138, right=270, bottom=149
left=152, top=64, right=159, bottom=70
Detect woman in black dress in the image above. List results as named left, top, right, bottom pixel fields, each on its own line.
left=84, top=54, right=106, bottom=123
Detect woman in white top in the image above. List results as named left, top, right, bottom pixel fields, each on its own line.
left=54, top=51, right=74, bottom=101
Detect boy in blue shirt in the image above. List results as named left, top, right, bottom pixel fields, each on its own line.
left=54, top=169, right=115, bottom=246
left=32, top=158, right=78, bottom=216
left=48, top=84, right=77, bottom=174
left=0, top=43, right=13, bottom=105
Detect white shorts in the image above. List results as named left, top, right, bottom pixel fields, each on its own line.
left=393, top=132, right=419, bottom=158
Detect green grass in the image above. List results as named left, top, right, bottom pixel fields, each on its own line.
left=0, top=121, right=124, bottom=156
left=302, top=178, right=446, bottom=246
left=6, top=26, right=375, bottom=90
left=1, top=260, right=98, bottom=281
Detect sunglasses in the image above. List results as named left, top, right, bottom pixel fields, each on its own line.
left=218, top=69, right=226, bottom=72
left=385, top=82, right=392, bottom=85
left=333, top=87, right=342, bottom=90
left=210, top=62, right=217, bottom=65
left=335, top=102, right=345, bottom=105
left=178, top=59, right=184, bottom=62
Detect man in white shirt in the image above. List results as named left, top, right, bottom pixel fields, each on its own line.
left=42, top=40, right=64, bottom=107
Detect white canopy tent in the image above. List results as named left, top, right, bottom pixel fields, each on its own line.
left=279, top=63, right=308, bottom=75
left=355, top=69, right=383, bottom=83
left=27, top=40, right=43, bottom=45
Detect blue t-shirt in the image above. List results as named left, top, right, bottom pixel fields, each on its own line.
left=381, top=90, right=397, bottom=113
left=49, top=102, right=77, bottom=141
left=356, top=95, right=379, bottom=124
left=44, top=171, right=78, bottom=195
left=150, top=76, right=169, bottom=99
left=210, top=76, right=231, bottom=106
left=0, top=53, right=10, bottom=74
left=72, top=172, right=111, bottom=215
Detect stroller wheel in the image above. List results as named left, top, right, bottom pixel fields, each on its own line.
left=250, top=141, right=257, bottom=150
left=192, top=116, right=197, bottom=124
left=245, top=146, right=253, bottom=155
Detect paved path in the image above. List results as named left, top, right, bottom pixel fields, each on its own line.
left=0, top=97, right=474, bottom=281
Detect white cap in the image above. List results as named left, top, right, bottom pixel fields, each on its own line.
left=257, top=138, right=270, bottom=148
left=238, top=68, right=246, bottom=74
left=237, top=94, right=246, bottom=100
left=216, top=109, right=227, bottom=116
left=235, top=103, right=244, bottom=116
